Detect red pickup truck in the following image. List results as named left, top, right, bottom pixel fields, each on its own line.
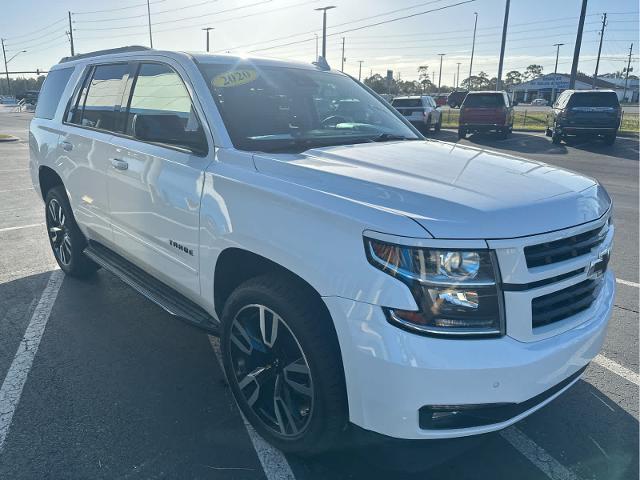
left=458, top=91, right=514, bottom=139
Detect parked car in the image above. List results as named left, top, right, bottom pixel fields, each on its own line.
left=391, top=95, right=442, bottom=133
left=546, top=90, right=621, bottom=145
left=447, top=90, right=468, bottom=108
left=31, top=47, right=615, bottom=456
left=531, top=98, right=548, bottom=106
left=458, top=91, right=514, bottom=139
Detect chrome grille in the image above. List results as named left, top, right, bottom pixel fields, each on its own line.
left=531, top=277, right=603, bottom=328
left=524, top=224, right=607, bottom=268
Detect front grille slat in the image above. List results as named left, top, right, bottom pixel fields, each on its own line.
left=532, top=278, right=602, bottom=328
left=525, top=225, right=607, bottom=268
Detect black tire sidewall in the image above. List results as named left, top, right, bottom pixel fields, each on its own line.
left=220, top=275, right=347, bottom=454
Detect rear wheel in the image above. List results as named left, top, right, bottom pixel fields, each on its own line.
left=457, top=127, right=466, bottom=139
left=220, top=273, right=348, bottom=455
left=545, top=127, right=553, bottom=137
left=45, top=186, right=98, bottom=277
left=434, top=116, right=442, bottom=132
left=603, top=133, right=616, bottom=145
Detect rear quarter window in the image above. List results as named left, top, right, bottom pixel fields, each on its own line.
left=34, top=67, right=74, bottom=120
left=463, top=94, right=504, bottom=107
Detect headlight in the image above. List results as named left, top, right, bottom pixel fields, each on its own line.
left=365, top=238, right=505, bottom=337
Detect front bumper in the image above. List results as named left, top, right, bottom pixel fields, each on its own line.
left=323, top=270, right=614, bottom=440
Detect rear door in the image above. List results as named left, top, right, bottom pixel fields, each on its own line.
left=391, top=98, right=424, bottom=122
left=105, top=61, right=212, bottom=298
left=462, top=93, right=505, bottom=124
left=566, top=92, right=620, bottom=128
left=60, top=62, right=131, bottom=244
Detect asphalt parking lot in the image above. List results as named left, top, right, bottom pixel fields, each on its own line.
left=0, top=111, right=637, bottom=479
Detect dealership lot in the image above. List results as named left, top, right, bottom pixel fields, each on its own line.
left=0, top=111, right=637, bottom=479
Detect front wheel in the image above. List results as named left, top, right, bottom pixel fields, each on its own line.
left=603, top=133, right=616, bottom=145
left=220, top=273, right=348, bottom=455
left=45, top=186, right=99, bottom=277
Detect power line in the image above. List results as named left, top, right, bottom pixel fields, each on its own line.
left=3, top=18, right=66, bottom=41
left=249, top=0, right=476, bottom=53
left=5, top=29, right=68, bottom=51
left=74, top=0, right=274, bottom=31
left=74, top=0, right=220, bottom=23
left=73, top=0, right=167, bottom=15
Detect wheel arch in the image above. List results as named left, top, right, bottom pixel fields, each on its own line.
left=38, top=165, right=64, bottom=199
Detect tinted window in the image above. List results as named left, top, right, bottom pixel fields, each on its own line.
left=80, top=63, right=128, bottom=132
left=463, top=93, right=505, bottom=107
left=34, top=67, right=73, bottom=120
left=392, top=98, right=423, bottom=108
left=568, top=92, right=619, bottom=108
left=127, top=63, right=207, bottom=154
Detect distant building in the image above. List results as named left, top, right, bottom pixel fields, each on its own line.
left=510, top=73, right=639, bottom=103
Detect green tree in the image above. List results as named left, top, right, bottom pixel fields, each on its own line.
left=524, top=64, right=543, bottom=80
left=461, top=71, right=490, bottom=90
left=505, top=70, right=522, bottom=87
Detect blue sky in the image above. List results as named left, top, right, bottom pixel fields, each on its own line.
left=1, top=0, right=638, bottom=82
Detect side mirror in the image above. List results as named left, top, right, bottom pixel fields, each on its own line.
left=512, top=100, right=519, bottom=106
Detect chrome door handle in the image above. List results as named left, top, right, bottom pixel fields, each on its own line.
left=60, top=141, right=73, bottom=152
left=111, top=158, right=129, bottom=171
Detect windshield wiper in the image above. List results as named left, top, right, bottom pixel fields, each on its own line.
left=370, top=133, right=418, bottom=142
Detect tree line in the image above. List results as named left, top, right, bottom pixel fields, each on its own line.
left=0, top=76, right=46, bottom=97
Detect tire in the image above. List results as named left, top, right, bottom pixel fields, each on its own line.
left=497, top=128, right=509, bottom=140
left=45, top=186, right=99, bottom=277
left=434, top=117, right=442, bottom=132
left=424, top=115, right=432, bottom=133
left=603, top=133, right=616, bottom=145
left=220, top=273, right=348, bottom=455
left=457, top=127, right=466, bottom=139
left=545, top=127, right=552, bottom=137
left=551, top=130, right=562, bottom=145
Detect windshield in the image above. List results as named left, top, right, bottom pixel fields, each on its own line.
left=568, top=92, right=619, bottom=108
left=199, top=63, right=419, bottom=152
left=463, top=93, right=504, bottom=107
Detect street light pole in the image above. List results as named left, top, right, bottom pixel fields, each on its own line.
left=456, top=62, right=461, bottom=89
left=437, top=53, right=445, bottom=94
left=202, top=27, right=214, bottom=52
left=551, top=43, right=564, bottom=103
left=68, top=11, right=75, bottom=56
left=315, top=6, right=336, bottom=60
left=623, top=43, right=634, bottom=102
left=358, top=60, right=363, bottom=81
left=315, top=34, right=319, bottom=60
left=341, top=37, right=345, bottom=72
left=496, top=0, right=510, bottom=91
left=468, top=12, right=478, bottom=90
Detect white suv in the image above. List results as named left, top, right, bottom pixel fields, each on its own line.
left=30, top=47, right=614, bottom=455
left=391, top=95, right=442, bottom=133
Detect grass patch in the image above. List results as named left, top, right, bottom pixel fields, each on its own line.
left=439, top=109, right=639, bottom=135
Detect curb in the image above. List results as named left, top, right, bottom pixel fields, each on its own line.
left=0, top=135, right=19, bottom=142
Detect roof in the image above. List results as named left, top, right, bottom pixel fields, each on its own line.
left=512, top=72, right=617, bottom=91
left=56, top=46, right=327, bottom=72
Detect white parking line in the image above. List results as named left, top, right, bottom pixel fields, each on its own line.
left=616, top=278, right=640, bottom=288
left=0, top=269, right=63, bottom=454
left=500, top=427, right=581, bottom=480
left=208, top=336, right=296, bottom=480
left=593, top=354, right=640, bottom=386
left=0, top=223, right=44, bottom=233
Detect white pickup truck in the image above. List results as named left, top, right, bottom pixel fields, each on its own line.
left=30, top=47, right=614, bottom=455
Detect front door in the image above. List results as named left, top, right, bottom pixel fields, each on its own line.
left=106, top=61, right=211, bottom=299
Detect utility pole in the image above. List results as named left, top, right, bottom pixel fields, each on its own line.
left=146, top=0, right=153, bottom=48
left=468, top=12, right=478, bottom=90
left=202, top=27, right=214, bottom=52
left=569, top=0, right=588, bottom=88
left=315, top=6, right=336, bottom=60
left=496, top=0, right=510, bottom=91
left=358, top=60, right=363, bottom=81
left=592, top=13, right=607, bottom=89
left=551, top=43, right=564, bottom=102
left=341, top=37, right=345, bottom=72
left=315, top=34, right=319, bottom=60
left=456, top=62, right=461, bottom=89
left=1, top=39, right=9, bottom=95
left=623, top=43, right=634, bottom=102
left=437, top=53, right=445, bottom=94
left=67, top=11, right=75, bottom=56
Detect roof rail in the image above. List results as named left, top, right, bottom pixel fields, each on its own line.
left=59, top=46, right=151, bottom=64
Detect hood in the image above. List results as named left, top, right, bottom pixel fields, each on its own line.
left=252, top=140, right=610, bottom=239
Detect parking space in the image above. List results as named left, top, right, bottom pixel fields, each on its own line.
left=0, top=112, right=637, bottom=479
